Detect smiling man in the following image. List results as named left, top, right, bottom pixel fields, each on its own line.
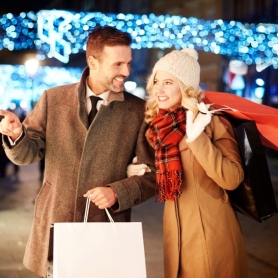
left=86, top=27, right=132, bottom=94
left=0, top=25, right=156, bottom=278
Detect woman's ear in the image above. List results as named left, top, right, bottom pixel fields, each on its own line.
left=87, top=56, right=98, bottom=70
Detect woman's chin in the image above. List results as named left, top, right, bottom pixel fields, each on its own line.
left=158, top=104, right=170, bottom=110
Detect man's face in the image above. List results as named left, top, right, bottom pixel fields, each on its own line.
left=90, top=45, right=132, bottom=94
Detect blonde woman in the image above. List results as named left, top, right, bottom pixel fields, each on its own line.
left=128, top=48, right=248, bottom=278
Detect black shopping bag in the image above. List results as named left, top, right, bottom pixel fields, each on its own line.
left=226, top=118, right=277, bottom=222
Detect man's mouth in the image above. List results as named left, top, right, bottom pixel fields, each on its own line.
left=114, top=76, right=125, bottom=83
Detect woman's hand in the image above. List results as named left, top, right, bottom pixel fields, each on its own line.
left=126, top=156, right=151, bottom=177
left=186, top=102, right=212, bottom=142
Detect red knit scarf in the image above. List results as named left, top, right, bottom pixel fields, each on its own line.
left=148, top=107, right=186, bottom=201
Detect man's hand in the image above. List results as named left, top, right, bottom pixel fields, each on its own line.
left=0, top=110, right=23, bottom=141
left=83, top=187, right=118, bottom=209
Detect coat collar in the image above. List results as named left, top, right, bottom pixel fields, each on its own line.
left=79, top=67, right=125, bottom=104
left=77, top=67, right=125, bottom=129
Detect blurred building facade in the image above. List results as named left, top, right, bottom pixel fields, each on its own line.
left=1, top=0, right=278, bottom=107
left=222, top=0, right=278, bottom=107
left=148, top=0, right=278, bottom=107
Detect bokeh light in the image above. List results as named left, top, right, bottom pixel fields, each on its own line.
left=0, top=10, right=277, bottom=67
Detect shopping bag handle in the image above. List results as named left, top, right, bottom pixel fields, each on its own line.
left=84, top=196, right=114, bottom=223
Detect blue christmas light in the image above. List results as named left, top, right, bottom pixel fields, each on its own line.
left=0, top=64, right=82, bottom=111
left=0, top=10, right=278, bottom=68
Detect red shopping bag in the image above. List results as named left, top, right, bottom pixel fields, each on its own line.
left=204, top=91, right=278, bottom=151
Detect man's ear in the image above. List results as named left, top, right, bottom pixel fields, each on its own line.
left=87, top=56, right=98, bottom=70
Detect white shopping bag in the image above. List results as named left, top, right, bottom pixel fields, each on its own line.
left=53, top=197, right=147, bottom=278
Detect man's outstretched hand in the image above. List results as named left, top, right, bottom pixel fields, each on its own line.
left=0, top=110, right=23, bottom=141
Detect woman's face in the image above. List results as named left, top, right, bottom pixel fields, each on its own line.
left=153, top=70, right=182, bottom=111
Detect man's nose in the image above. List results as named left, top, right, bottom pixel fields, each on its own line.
left=121, top=64, right=130, bottom=76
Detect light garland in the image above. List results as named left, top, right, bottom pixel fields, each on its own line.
left=0, top=12, right=37, bottom=51
left=0, top=64, right=82, bottom=111
left=0, top=10, right=278, bottom=67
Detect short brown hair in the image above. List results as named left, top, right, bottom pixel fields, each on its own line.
left=86, top=25, right=132, bottom=61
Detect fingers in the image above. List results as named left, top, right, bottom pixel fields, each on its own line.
left=195, top=112, right=211, bottom=126
left=197, top=102, right=213, bottom=115
left=84, top=187, right=117, bottom=209
left=127, top=162, right=151, bottom=177
left=0, top=110, right=22, bottom=138
left=127, top=164, right=147, bottom=170
left=83, top=189, right=94, bottom=198
left=187, top=106, right=212, bottom=126
left=205, top=103, right=212, bottom=110
left=0, top=110, right=11, bottom=116
left=197, top=102, right=208, bottom=113
left=186, top=108, right=212, bottom=142
left=127, top=168, right=145, bottom=178
left=132, top=156, right=138, bottom=163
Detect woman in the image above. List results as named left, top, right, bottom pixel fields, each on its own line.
left=129, top=48, right=248, bottom=278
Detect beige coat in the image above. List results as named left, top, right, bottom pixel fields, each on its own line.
left=163, top=115, right=248, bottom=278
left=2, top=68, right=156, bottom=277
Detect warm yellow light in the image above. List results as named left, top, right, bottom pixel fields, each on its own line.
left=25, top=59, right=39, bottom=77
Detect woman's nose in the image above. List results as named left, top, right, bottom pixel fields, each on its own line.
left=155, top=84, right=163, bottom=93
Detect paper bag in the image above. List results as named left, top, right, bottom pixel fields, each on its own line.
left=204, top=91, right=278, bottom=151
left=224, top=117, right=277, bottom=222
left=53, top=198, right=147, bottom=278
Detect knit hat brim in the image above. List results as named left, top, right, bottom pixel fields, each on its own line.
left=152, top=48, right=200, bottom=90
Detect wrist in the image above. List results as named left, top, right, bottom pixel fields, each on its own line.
left=106, top=185, right=119, bottom=211
left=10, top=130, right=24, bottom=144
left=11, top=134, right=21, bottom=141
left=186, top=135, right=197, bottom=143
left=106, top=185, right=118, bottom=202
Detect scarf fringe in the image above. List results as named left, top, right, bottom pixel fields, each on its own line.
left=156, top=170, right=182, bottom=202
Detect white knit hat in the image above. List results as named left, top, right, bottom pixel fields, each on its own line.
left=152, top=48, right=200, bottom=90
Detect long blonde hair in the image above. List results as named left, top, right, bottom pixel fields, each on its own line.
left=144, top=71, right=205, bottom=123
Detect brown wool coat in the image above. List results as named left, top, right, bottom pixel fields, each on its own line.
left=2, top=67, right=156, bottom=277
left=161, top=115, right=248, bottom=278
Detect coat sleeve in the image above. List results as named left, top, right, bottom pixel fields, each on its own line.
left=185, top=115, right=244, bottom=190
left=108, top=121, right=157, bottom=211
left=2, top=91, right=47, bottom=165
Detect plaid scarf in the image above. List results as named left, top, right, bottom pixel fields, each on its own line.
left=148, top=107, right=186, bottom=201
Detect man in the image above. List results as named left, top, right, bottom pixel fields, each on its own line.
left=0, top=25, right=155, bottom=278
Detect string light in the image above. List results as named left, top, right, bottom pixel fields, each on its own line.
left=0, top=10, right=277, bottom=67
left=0, top=64, right=82, bottom=111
